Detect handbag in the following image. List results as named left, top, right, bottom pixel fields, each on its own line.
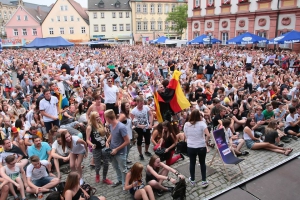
left=155, top=148, right=170, bottom=162
left=176, top=141, right=187, bottom=154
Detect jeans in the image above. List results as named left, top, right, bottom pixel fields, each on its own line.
left=163, top=71, right=168, bottom=79
left=187, top=147, right=207, bottom=181
left=111, top=153, right=127, bottom=187
left=206, top=74, right=213, bottom=82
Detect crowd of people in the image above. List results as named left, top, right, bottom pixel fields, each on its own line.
left=0, top=45, right=299, bottom=199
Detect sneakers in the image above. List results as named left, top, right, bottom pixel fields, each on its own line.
left=145, top=151, right=152, bottom=157
left=157, top=190, right=163, bottom=197
left=103, top=178, right=113, bottom=185
left=111, top=181, right=122, bottom=187
left=95, top=175, right=100, bottom=183
left=139, top=154, right=144, bottom=160
left=201, top=181, right=209, bottom=188
left=189, top=177, right=196, bottom=186
left=180, top=153, right=185, bottom=160
left=167, top=186, right=174, bottom=192
left=49, top=187, right=58, bottom=192
left=126, top=160, right=132, bottom=164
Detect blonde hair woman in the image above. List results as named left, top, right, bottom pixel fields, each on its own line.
left=86, top=111, right=112, bottom=185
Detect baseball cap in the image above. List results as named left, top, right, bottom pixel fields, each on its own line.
left=11, top=127, right=18, bottom=133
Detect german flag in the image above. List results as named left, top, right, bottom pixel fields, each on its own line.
left=154, top=91, right=163, bottom=123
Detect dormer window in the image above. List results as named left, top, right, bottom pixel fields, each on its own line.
left=115, top=0, right=120, bottom=8
left=98, top=0, right=104, bottom=8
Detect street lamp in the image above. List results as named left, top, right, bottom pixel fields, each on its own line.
left=208, top=32, right=212, bottom=48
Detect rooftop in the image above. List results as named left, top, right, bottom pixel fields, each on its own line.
left=88, top=0, right=131, bottom=11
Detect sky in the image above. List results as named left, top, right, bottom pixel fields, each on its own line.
left=24, top=0, right=87, bottom=8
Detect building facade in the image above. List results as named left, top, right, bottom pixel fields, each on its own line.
left=0, top=0, right=18, bottom=38
left=5, top=4, right=47, bottom=42
left=187, top=0, right=300, bottom=50
left=42, top=0, right=90, bottom=43
left=88, top=0, right=133, bottom=44
left=130, top=0, right=187, bottom=43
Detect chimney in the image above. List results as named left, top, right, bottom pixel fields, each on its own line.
left=37, top=6, right=41, bottom=16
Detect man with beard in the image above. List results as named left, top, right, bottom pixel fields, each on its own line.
left=28, top=136, right=52, bottom=162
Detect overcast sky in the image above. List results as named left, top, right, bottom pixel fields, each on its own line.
left=25, top=0, right=87, bottom=8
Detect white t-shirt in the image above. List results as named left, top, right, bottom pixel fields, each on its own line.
left=103, top=83, right=118, bottom=104
left=285, top=114, right=299, bottom=128
left=0, top=150, right=18, bottom=166
left=196, top=104, right=208, bottom=112
left=183, top=121, right=207, bottom=148
left=39, top=96, right=58, bottom=122
left=70, top=136, right=85, bottom=154
left=131, top=105, right=150, bottom=126
left=26, top=160, right=49, bottom=181
left=52, top=140, right=69, bottom=157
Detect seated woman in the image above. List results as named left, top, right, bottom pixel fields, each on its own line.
left=156, top=121, right=184, bottom=166
left=222, top=119, right=249, bottom=156
left=151, top=123, right=163, bottom=151
left=146, top=155, right=185, bottom=197
left=230, top=107, right=247, bottom=132
left=264, top=120, right=285, bottom=146
left=243, top=118, right=293, bottom=156
left=124, top=162, right=155, bottom=200
left=284, top=106, right=300, bottom=139
left=63, top=171, right=106, bottom=200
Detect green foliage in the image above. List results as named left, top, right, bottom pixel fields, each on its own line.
left=166, top=4, right=188, bottom=36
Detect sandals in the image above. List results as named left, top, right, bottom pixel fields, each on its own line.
left=284, top=148, right=293, bottom=156
left=207, top=140, right=215, bottom=148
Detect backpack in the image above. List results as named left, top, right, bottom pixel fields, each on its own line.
left=171, top=178, right=186, bottom=200
left=81, top=183, right=97, bottom=197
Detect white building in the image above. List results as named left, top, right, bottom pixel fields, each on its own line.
left=88, top=0, right=133, bottom=44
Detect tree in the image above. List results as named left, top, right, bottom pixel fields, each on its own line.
left=166, top=4, right=188, bottom=36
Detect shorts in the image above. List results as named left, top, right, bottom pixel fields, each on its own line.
left=32, top=176, right=54, bottom=187
left=245, top=139, right=255, bottom=149
left=5, top=87, right=13, bottom=92
left=232, top=139, right=239, bottom=146
left=197, top=74, right=204, bottom=79
left=105, top=103, right=119, bottom=115
left=135, top=128, right=151, bottom=146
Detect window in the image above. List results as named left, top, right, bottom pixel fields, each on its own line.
left=119, top=12, right=123, bottom=18
left=120, top=24, right=124, bottom=31
left=22, top=29, right=27, bottom=36
left=32, top=28, right=37, bottom=36
left=49, top=28, right=54, bottom=35
left=171, top=5, right=176, bottom=12
left=172, top=21, right=176, bottom=28
left=194, top=32, right=199, bottom=38
left=51, top=18, right=54, bottom=22
left=69, top=27, right=74, bottom=34
left=195, top=0, right=200, bottom=6
left=257, top=32, right=267, bottom=47
left=64, top=5, right=68, bottom=10
left=0, top=12, right=2, bottom=19
left=165, top=5, right=169, bottom=13
left=208, top=0, right=214, bottom=6
left=8, top=11, right=11, bottom=18
left=64, top=16, right=67, bottom=21
left=112, top=12, right=116, bottom=18
left=81, top=27, right=86, bottom=33
left=60, top=28, right=64, bottom=34
left=113, top=24, right=117, bottom=31
left=158, top=4, right=162, bottom=13
left=143, top=4, right=147, bottom=13
left=222, top=32, right=228, bottom=45
left=126, top=12, right=130, bottom=18
left=17, top=15, right=20, bottom=21
left=60, top=6, right=64, bottom=11
left=150, top=4, right=155, bottom=13
left=57, top=16, right=60, bottom=21
left=70, top=16, right=74, bottom=21
left=151, top=21, right=155, bottom=30
left=94, top=25, right=99, bottom=32
left=143, top=21, right=148, bottom=30
left=158, top=21, right=162, bottom=30
left=3, top=11, right=6, bottom=19
left=137, top=4, right=141, bottom=12
left=126, top=24, right=130, bottom=31
left=101, top=24, right=105, bottom=32
left=77, top=18, right=80, bottom=21
left=137, top=22, right=141, bottom=30
left=101, top=12, right=104, bottom=18
left=24, top=15, right=28, bottom=21
left=93, top=12, right=97, bottom=19
left=165, top=21, right=169, bottom=30
left=13, top=29, right=18, bottom=36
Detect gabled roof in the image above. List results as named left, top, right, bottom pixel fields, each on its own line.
left=68, top=0, right=89, bottom=24
left=5, top=0, right=51, bottom=12
left=88, top=0, right=131, bottom=11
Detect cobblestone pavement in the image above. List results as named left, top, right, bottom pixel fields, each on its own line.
left=15, top=137, right=300, bottom=200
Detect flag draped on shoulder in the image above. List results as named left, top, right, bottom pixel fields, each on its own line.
left=154, top=91, right=163, bottom=123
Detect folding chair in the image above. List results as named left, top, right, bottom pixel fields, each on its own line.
left=208, top=128, right=244, bottom=182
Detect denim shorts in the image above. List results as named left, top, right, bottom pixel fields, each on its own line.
left=245, top=139, right=255, bottom=149
left=32, top=176, right=54, bottom=187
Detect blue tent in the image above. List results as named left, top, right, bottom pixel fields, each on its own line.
left=188, top=34, right=221, bottom=44
left=227, top=32, right=268, bottom=44
left=154, top=36, right=168, bottom=44
left=268, top=30, right=300, bottom=44
left=23, top=36, right=74, bottom=48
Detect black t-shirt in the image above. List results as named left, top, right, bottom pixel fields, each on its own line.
left=61, top=63, right=71, bottom=74
left=17, top=72, right=24, bottom=83
left=168, top=60, right=176, bottom=71
left=212, top=114, right=226, bottom=127
left=205, top=64, right=215, bottom=74
left=264, top=130, right=278, bottom=144
left=33, top=85, right=43, bottom=93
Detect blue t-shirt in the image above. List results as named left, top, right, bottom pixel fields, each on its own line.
left=109, top=122, right=127, bottom=155
left=28, top=142, right=51, bottom=160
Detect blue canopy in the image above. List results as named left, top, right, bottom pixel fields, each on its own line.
left=154, top=36, right=168, bottom=44
left=227, top=32, right=268, bottom=44
left=188, top=34, right=221, bottom=44
left=268, top=30, right=300, bottom=44
left=23, top=36, right=74, bottom=48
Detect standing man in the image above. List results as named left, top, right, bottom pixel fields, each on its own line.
left=39, top=89, right=60, bottom=141
left=105, top=109, right=129, bottom=189
left=100, top=74, right=119, bottom=115
left=130, top=97, right=153, bottom=160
